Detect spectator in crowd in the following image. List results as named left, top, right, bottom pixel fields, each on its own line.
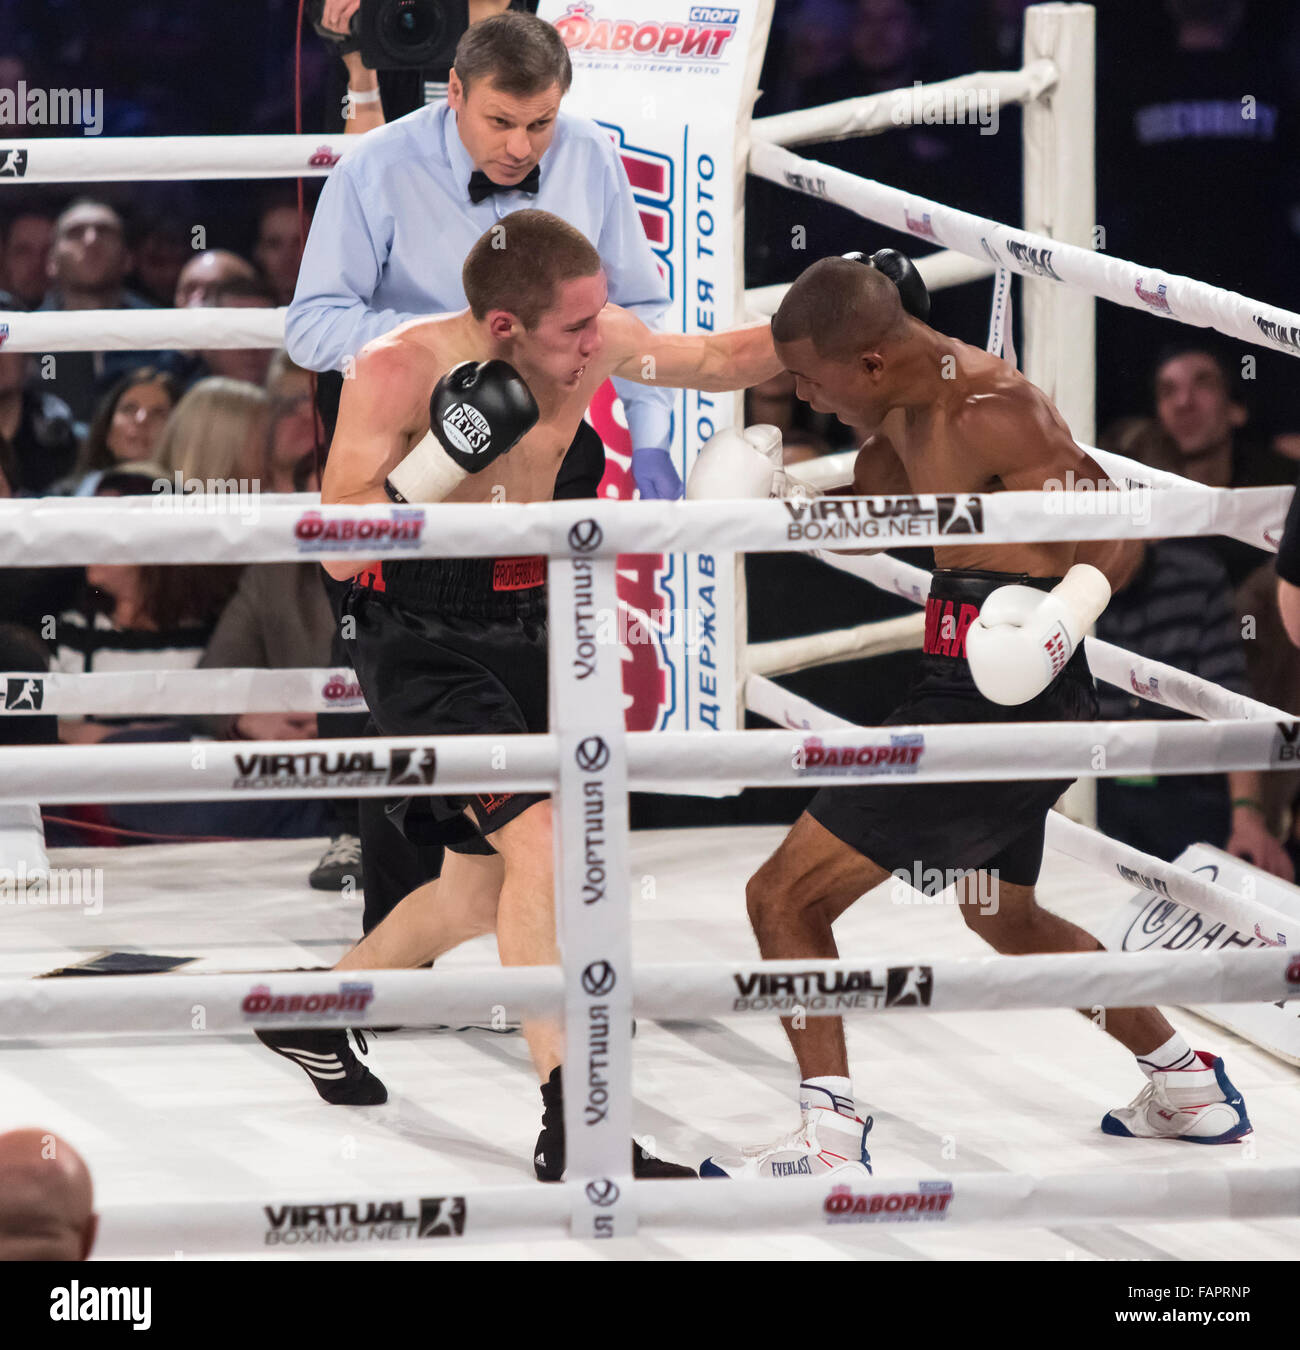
left=0, top=290, right=80, bottom=493
left=37, top=199, right=178, bottom=422
left=128, top=216, right=191, bottom=307
left=192, top=276, right=278, bottom=387
left=155, top=376, right=270, bottom=486
left=174, top=249, right=258, bottom=309
left=49, top=462, right=244, bottom=743
left=263, top=350, right=319, bottom=492
left=0, top=1129, right=97, bottom=1262
left=61, top=365, right=180, bottom=496
left=252, top=196, right=308, bottom=306
left=1094, top=536, right=1292, bottom=878
left=754, top=0, right=854, bottom=116
left=0, top=209, right=55, bottom=310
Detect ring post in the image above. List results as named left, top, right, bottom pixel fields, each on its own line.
left=1023, top=1, right=1097, bottom=825
left=550, top=522, right=635, bottom=1237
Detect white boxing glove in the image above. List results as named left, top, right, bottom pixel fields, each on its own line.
left=965, top=564, right=1111, bottom=706
left=687, top=423, right=787, bottom=500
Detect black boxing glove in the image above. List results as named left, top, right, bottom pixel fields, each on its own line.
left=843, top=248, right=931, bottom=323
left=385, top=360, right=539, bottom=504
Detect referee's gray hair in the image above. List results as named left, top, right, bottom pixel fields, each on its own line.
left=453, top=11, right=572, bottom=99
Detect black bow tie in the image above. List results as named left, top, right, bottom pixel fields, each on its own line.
left=468, top=166, right=540, bottom=204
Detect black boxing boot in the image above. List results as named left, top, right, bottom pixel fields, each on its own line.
left=534, top=1067, right=697, bottom=1180
left=255, top=1027, right=387, bottom=1105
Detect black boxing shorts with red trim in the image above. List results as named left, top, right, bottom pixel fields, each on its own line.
left=343, top=555, right=549, bottom=850
left=805, top=568, right=1099, bottom=887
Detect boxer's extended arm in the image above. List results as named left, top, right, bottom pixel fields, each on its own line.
left=605, top=306, right=783, bottom=392
left=320, top=344, right=429, bottom=580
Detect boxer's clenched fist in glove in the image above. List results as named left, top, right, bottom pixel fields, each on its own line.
left=686, top=423, right=787, bottom=500
left=385, top=359, right=539, bottom=503
left=965, top=564, right=1111, bottom=706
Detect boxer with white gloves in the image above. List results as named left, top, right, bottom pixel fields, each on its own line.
left=702, top=253, right=1250, bottom=1184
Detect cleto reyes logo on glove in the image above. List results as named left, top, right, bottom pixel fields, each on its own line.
left=441, top=402, right=492, bottom=456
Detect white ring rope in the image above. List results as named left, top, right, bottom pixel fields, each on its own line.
left=2, top=950, right=1294, bottom=1037
left=0, top=303, right=286, bottom=352
left=0, top=487, right=1286, bottom=566
left=751, top=61, right=1059, bottom=148
left=0, top=720, right=1292, bottom=806
left=805, top=546, right=1295, bottom=722
left=92, top=1163, right=1300, bottom=1256
left=744, top=673, right=1298, bottom=947
left=0, top=666, right=365, bottom=716
left=0, top=134, right=352, bottom=182
left=750, top=137, right=1300, bottom=362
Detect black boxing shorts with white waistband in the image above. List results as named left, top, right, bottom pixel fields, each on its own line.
left=343, top=555, right=549, bottom=851
left=805, top=568, right=1099, bottom=887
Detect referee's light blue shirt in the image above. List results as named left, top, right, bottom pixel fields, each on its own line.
left=285, top=101, right=674, bottom=451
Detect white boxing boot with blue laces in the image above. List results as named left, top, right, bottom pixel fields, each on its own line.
left=702, top=1082, right=873, bottom=1179
left=1102, top=1051, right=1252, bottom=1144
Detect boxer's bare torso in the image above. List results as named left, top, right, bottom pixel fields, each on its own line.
left=322, top=291, right=780, bottom=580
left=842, top=338, right=1137, bottom=586
left=324, top=308, right=619, bottom=513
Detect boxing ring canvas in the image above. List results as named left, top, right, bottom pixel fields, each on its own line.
left=1, top=830, right=1297, bottom=1260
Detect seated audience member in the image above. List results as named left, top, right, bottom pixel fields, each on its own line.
left=263, top=350, right=319, bottom=492
left=128, top=216, right=191, bottom=308
left=252, top=196, right=309, bottom=306
left=60, top=365, right=180, bottom=496
left=1094, top=537, right=1291, bottom=878
left=1146, top=340, right=1294, bottom=583
left=191, top=276, right=278, bottom=388
left=49, top=462, right=244, bottom=745
left=0, top=208, right=55, bottom=310
left=37, top=200, right=179, bottom=422
left=155, top=376, right=270, bottom=486
left=0, top=289, right=79, bottom=492
left=0, top=1129, right=97, bottom=1262
left=174, top=249, right=258, bottom=309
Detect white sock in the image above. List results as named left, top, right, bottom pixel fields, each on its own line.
left=1137, top=1032, right=1197, bottom=1078
left=799, top=1076, right=856, bottom=1119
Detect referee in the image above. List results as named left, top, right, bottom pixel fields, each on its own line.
left=287, top=10, right=680, bottom=499
left=287, top=11, right=679, bottom=918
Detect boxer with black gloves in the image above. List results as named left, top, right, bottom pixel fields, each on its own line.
left=257, top=209, right=782, bottom=1181
left=696, top=254, right=1252, bottom=1183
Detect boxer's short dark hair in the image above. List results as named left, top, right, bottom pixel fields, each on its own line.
left=454, top=12, right=572, bottom=99
left=774, top=257, right=905, bottom=360
left=463, top=209, right=601, bottom=329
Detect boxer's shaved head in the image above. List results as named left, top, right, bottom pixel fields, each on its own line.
left=773, top=257, right=907, bottom=360
left=463, top=208, right=602, bottom=330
